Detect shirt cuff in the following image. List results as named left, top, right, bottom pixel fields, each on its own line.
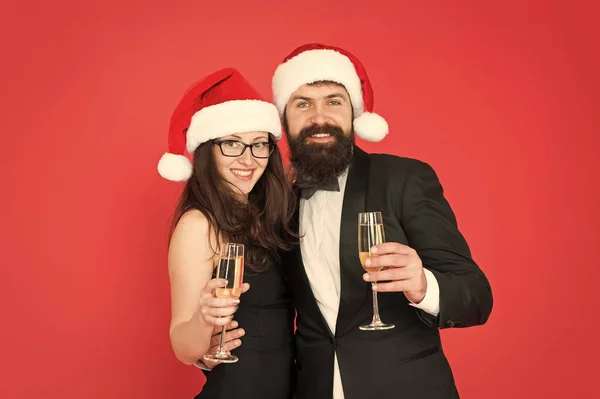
left=408, top=268, right=440, bottom=316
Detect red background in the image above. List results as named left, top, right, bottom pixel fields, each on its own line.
left=1, top=0, right=598, bottom=397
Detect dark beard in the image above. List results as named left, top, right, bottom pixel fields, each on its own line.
left=287, top=124, right=354, bottom=186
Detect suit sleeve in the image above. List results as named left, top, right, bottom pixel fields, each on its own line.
left=399, top=160, right=493, bottom=329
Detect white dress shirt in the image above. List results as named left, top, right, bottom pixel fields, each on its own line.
left=298, top=168, right=441, bottom=399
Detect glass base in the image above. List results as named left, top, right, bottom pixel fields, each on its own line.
left=359, top=321, right=395, bottom=331
left=203, top=352, right=239, bottom=364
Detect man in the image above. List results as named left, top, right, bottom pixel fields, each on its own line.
left=270, top=43, right=493, bottom=398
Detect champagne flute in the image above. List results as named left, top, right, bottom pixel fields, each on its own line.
left=203, top=243, right=245, bottom=363
left=358, top=212, right=395, bottom=331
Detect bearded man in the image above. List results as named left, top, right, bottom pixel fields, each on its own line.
left=272, top=43, right=493, bottom=399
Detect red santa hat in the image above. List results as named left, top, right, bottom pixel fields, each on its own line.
left=271, top=43, right=388, bottom=142
left=157, top=67, right=282, bottom=182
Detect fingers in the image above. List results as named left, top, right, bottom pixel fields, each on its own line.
left=202, top=313, right=235, bottom=326
left=203, top=296, right=240, bottom=309
left=372, top=278, right=425, bottom=295
left=199, top=296, right=239, bottom=326
left=199, top=294, right=239, bottom=324
left=218, top=336, right=243, bottom=352
left=240, top=282, right=250, bottom=294
left=371, top=280, right=410, bottom=292
left=202, top=304, right=238, bottom=318
left=220, top=319, right=239, bottom=333
left=202, top=278, right=228, bottom=297
left=365, top=254, right=410, bottom=270
left=202, top=279, right=249, bottom=298
left=371, top=242, right=413, bottom=255
left=207, top=320, right=245, bottom=359
left=211, top=320, right=235, bottom=336
left=209, top=327, right=246, bottom=350
left=364, top=267, right=415, bottom=283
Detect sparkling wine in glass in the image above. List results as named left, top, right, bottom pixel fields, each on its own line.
left=358, top=212, right=395, bottom=331
left=203, top=243, right=244, bottom=363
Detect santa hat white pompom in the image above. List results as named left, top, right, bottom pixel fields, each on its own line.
left=157, top=152, right=193, bottom=182
left=353, top=112, right=389, bottom=142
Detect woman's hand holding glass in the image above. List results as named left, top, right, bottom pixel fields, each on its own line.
left=197, top=277, right=249, bottom=326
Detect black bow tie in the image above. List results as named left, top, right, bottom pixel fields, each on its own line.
left=295, top=180, right=340, bottom=199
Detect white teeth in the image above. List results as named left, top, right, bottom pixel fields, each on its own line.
left=312, top=133, right=330, bottom=138
left=231, top=169, right=252, bottom=177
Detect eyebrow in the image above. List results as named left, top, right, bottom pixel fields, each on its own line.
left=325, top=92, right=348, bottom=100
left=289, top=92, right=348, bottom=102
left=289, top=95, right=313, bottom=102
left=222, top=134, right=268, bottom=142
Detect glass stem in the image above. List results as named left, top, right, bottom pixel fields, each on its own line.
left=216, top=325, right=226, bottom=355
left=371, top=282, right=382, bottom=324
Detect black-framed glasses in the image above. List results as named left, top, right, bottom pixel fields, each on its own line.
left=213, top=140, right=275, bottom=159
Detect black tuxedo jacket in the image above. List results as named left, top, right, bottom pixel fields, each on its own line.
left=284, top=146, right=493, bottom=399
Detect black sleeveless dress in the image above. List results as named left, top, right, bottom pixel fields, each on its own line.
left=195, top=255, right=296, bottom=398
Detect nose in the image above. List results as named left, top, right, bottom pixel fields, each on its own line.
left=237, top=147, right=254, bottom=166
left=308, top=104, right=331, bottom=125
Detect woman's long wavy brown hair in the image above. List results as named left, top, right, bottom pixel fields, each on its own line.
left=170, top=134, right=297, bottom=273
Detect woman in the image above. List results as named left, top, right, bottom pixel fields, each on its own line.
left=157, top=68, right=297, bottom=398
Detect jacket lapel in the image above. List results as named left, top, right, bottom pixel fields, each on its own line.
left=335, top=146, right=372, bottom=336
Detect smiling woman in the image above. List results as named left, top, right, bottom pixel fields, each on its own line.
left=156, top=68, right=298, bottom=399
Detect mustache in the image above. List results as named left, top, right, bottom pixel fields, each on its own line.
left=296, top=124, right=346, bottom=141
